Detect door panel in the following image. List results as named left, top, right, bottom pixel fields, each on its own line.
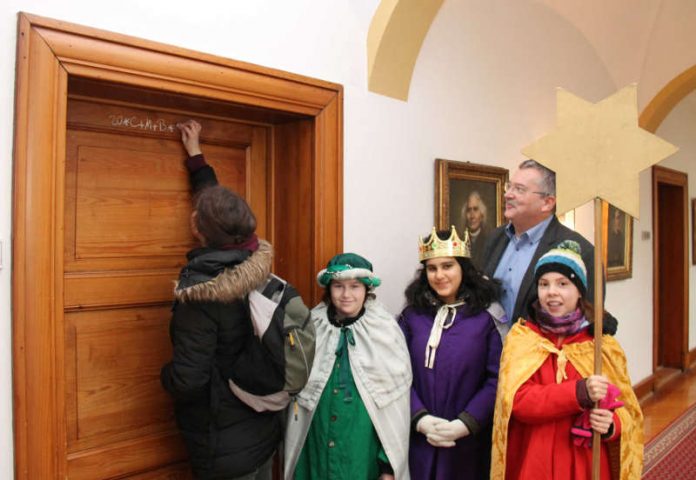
left=64, top=98, right=270, bottom=478
left=64, top=272, right=177, bottom=309
left=65, top=99, right=265, bottom=272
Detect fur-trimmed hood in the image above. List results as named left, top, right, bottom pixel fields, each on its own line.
left=174, top=240, right=273, bottom=303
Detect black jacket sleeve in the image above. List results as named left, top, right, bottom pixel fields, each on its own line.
left=161, top=302, right=218, bottom=402
left=186, top=154, right=219, bottom=194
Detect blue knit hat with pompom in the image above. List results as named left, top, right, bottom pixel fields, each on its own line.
left=534, top=240, right=588, bottom=295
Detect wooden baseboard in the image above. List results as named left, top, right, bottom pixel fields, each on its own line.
left=634, top=374, right=656, bottom=403
left=688, top=347, right=696, bottom=369
left=634, top=354, right=696, bottom=406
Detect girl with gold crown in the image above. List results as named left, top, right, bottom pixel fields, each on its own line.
left=399, top=226, right=508, bottom=480
left=490, top=240, right=643, bottom=480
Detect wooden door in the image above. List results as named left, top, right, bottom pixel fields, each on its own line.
left=652, top=165, right=689, bottom=375
left=14, top=14, right=342, bottom=480
left=63, top=98, right=269, bottom=479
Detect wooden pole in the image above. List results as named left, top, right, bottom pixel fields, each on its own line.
left=592, top=197, right=605, bottom=480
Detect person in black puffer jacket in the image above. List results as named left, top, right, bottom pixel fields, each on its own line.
left=161, top=119, right=282, bottom=480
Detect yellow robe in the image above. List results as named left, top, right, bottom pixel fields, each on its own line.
left=491, top=321, right=643, bottom=480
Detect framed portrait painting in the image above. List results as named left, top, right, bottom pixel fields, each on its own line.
left=602, top=202, right=633, bottom=281
left=435, top=159, right=508, bottom=268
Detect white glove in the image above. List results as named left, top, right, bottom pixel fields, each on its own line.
left=416, top=414, right=448, bottom=436
left=426, top=419, right=470, bottom=448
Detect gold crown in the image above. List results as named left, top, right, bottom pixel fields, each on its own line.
left=418, top=226, right=471, bottom=261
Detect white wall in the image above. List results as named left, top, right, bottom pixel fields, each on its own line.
left=348, top=0, right=620, bottom=309
left=604, top=170, right=655, bottom=383
left=3, top=1, right=696, bottom=477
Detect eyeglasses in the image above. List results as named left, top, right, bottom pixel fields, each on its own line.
left=504, top=182, right=550, bottom=197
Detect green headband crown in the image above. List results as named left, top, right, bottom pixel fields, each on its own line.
left=316, top=253, right=381, bottom=288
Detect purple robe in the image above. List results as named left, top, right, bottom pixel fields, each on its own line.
left=400, top=305, right=502, bottom=480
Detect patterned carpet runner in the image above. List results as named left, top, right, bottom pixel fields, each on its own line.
left=642, top=402, right=696, bottom=479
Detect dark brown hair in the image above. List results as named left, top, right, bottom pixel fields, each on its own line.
left=579, top=298, right=598, bottom=321
left=321, top=280, right=375, bottom=306
left=194, top=185, right=256, bottom=247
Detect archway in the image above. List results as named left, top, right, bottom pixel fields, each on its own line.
left=367, top=0, right=444, bottom=100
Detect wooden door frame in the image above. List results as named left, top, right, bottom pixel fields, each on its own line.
left=13, top=12, right=342, bottom=479
left=651, top=165, right=689, bottom=373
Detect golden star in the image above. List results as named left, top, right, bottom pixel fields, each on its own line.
left=521, top=85, right=678, bottom=218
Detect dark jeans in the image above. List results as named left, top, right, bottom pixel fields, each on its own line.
left=232, top=455, right=274, bottom=480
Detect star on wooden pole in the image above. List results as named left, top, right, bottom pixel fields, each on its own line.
left=521, top=84, right=677, bottom=480
left=521, top=84, right=677, bottom=218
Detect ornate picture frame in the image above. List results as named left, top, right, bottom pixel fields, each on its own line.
left=602, top=202, right=633, bottom=281
left=435, top=159, right=508, bottom=267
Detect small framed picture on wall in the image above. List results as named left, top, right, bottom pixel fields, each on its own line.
left=602, top=202, right=633, bottom=281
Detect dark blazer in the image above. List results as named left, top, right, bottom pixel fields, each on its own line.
left=482, top=216, right=595, bottom=324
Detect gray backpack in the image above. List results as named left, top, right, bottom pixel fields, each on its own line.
left=228, top=274, right=316, bottom=411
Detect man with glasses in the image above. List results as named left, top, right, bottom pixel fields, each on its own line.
left=482, top=160, right=610, bottom=329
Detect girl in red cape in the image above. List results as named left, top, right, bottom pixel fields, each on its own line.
left=491, top=240, right=643, bottom=480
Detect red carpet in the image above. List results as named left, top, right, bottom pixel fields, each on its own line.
left=642, top=402, right=696, bottom=479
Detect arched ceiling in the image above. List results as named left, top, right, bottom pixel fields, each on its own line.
left=367, top=0, right=444, bottom=101
left=367, top=0, right=696, bottom=115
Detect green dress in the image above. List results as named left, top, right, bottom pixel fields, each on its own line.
left=294, top=327, right=389, bottom=480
